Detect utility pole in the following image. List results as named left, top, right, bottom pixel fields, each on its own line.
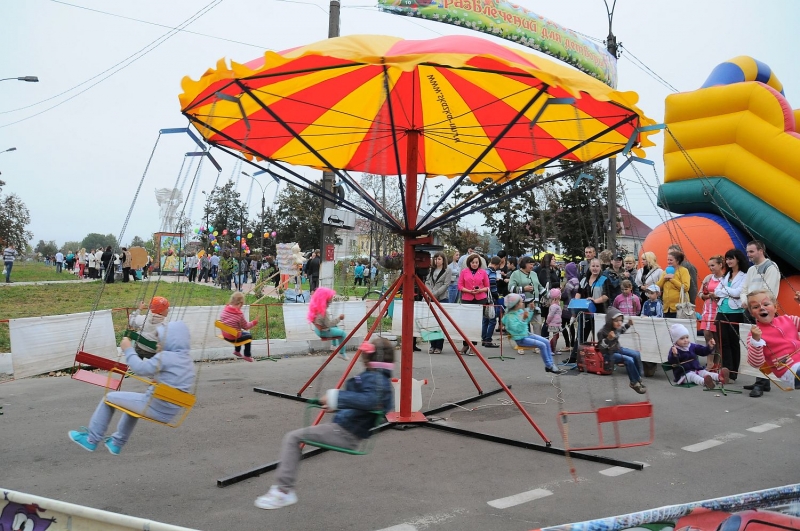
left=604, top=0, right=621, bottom=253
left=319, top=0, right=340, bottom=262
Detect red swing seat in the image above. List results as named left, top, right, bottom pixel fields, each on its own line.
left=559, top=401, right=654, bottom=452
left=71, top=351, right=129, bottom=390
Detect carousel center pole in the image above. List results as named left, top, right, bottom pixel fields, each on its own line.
left=386, top=129, right=427, bottom=423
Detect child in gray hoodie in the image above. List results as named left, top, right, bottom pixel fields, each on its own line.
left=68, top=321, right=196, bottom=455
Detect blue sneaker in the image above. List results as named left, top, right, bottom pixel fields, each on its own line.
left=104, top=437, right=121, bottom=456
left=68, top=428, right=97, bottom=452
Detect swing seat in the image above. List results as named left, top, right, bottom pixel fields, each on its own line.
left=510, top=339, right=539, bottom=355
left=123, top=329, right=158, bottom=351
left=311, top=323, right=337, bottom=341
left=72, top=351, right=129, bottom=390
left=661, top=362, right=697, bottom=388
left=415, top=318, right=444, bottom=342
left=103, top=368, right=196, bottom=428
left=215, top=320, right=253, bottom=347
left=559, top=401, right=654, bottom=451
left=758, top=360, right=799, bottom=391
left=301, top=404, right=384, bottom=455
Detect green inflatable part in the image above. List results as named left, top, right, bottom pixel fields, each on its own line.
left=657, top=178, right=800, bottom=267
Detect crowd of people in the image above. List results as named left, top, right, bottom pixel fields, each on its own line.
left=351, top=240, right=790, bottom=398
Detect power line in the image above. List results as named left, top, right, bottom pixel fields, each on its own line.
left=49, top=0, right=269, bottom=49
left=619, top=44, right=679, bottom=93
left=0, top=0, right=223, bottom=126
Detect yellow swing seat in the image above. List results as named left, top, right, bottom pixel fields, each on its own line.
left=103, top=368, right=196, bottom=428
left=759, top=358, right=800, bottom=392
left=215, top=320, right=253, bottom=347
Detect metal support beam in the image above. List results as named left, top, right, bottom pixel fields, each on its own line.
left=417, top=423, right=644, bottom=470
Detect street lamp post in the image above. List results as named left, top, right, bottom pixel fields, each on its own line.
left=241, top=170, right=279, bottom=271
left=0, top=76, right=39, bottom=83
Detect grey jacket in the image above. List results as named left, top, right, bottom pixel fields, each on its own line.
left=426, top=267, right=450, bottom=301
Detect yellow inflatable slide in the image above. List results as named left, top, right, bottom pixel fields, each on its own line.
left=660, top=56, right=800, bottom=267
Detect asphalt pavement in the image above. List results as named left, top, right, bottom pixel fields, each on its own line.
left=2, top=345, right=797, bottom=531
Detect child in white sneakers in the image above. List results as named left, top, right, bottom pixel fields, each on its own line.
left=667, top=323, right=729, bottom=389
left=255, top=336, right=394, bottom=510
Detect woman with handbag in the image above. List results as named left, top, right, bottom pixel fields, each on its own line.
left=457, top=253, right=490, bottom=354
left=425, top=253, right=449, bottom=354
left=575, top=258, right=611, bottom=335
left=713, top=248, right=749, bottom=381
left=656, top=250, right=691, bottom=318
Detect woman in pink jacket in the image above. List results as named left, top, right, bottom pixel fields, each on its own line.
left=457, top=253, right=489, bottom=355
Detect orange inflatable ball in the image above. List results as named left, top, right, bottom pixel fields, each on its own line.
left=640, top=213, right=749, bottom=283
left=776, top=275, right=800, bottom=315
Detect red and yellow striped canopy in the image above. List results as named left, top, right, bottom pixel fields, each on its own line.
left=180, top=34, right=657, bottom=180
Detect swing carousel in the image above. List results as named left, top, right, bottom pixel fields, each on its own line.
left=178, top=33, right=661, bottom=485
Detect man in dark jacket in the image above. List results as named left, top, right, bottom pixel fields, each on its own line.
left=306, top=249, right=321, bottom=293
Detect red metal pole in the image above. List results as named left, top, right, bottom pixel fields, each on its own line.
left=417, top=278, right=551, bottom=443
left=297, top=276, right=403, bottom=395
left=393, top=129, right=427, bottom=422
left=414, top=277, right=483, bottom=393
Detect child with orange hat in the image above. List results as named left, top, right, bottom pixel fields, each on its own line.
left=127, top=296, right=170, bottom=359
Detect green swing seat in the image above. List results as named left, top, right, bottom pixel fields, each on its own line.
left=301, top=402, right=385, bottom=455
left=123, top=329, right=159, bottom=351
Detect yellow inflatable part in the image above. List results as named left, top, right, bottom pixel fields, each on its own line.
left=664, top=82, right=800, bottom=225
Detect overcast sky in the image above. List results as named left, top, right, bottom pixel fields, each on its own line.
left=1, top=0, right=798, bottom=248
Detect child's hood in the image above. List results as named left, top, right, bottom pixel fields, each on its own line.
left=159, top=321, right=191, bottom=352
left=604, top=307, right=622, bottom=327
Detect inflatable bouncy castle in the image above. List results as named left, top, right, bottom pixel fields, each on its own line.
left=642, top=56, right=800, bottom=305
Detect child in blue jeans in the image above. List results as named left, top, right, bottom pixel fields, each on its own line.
left=68, top=321, right=196, bottom=454
left=502, top=293, right=566, bottom=374
left=597, top=308, right=646, bottom=394
left=255, top=336, right=394, bottom=510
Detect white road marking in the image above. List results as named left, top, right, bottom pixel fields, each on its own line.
left=599, top=462, right=650, bottom=476
left=747, top=423, right=780, bottom=433
left=487, top=488, right=552, bottom=509
left=682, top=439, right=725, bottom=452
left=375, top=525, right=417, bottom=531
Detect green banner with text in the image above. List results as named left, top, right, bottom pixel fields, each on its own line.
left=378, top=0, right=617, bottom=87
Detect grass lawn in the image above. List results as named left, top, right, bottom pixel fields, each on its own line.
left=0, top=268, right=391, bottom=352
left=5, top=262, right=83, bottom=282
left=0, top=280, right=285, bottom=351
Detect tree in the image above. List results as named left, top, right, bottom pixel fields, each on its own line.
left=0, top=179, right=33, bottom=249
left=272, top=182, right=341, bottom=251
left=129, top=235, right=146, bottom=248
left=81, top=233, right=119, bottom=251
left=34, top=239, right=57, bottom=258
left=62, top=241, right=82, bottom=253
left=202, top=180, right=248, bottom=254
left=440, top=223, right=484, bottom=253
left=551, top=163, right=609, bottom=259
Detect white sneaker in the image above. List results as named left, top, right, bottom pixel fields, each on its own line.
left=255, top=486, right=298, bottom=510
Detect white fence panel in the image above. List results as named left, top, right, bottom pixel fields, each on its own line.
left=10, top=310, right=117, bottom=379
left=391, top=301, right=483, bottom=342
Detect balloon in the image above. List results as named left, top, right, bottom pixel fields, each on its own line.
left=247, top=233, right=253, bottom=239
left=271, top=231, right=277, bottom=238
left=222, top=229, right=228, bottom=235
left=237, top=229, right=241, bottom=235
left=213, top=231, right=218, bottom=236
left=214, top=245, right=220, bottom=251
left=264, top=232, right=269, bottom=238
left=208, top=225, right=214, bottom=231
left=200, top=226, right=205, bottom=231
left=236, top=235, right=241, bottom=241
left=194, top=228, right=199, bottom=234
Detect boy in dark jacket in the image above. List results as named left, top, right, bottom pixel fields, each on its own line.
left=667, top=323, right=729, bottom=389
left=597, top=308, right=646, bottom=394
left=256, top=337, right=394, bottom=510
